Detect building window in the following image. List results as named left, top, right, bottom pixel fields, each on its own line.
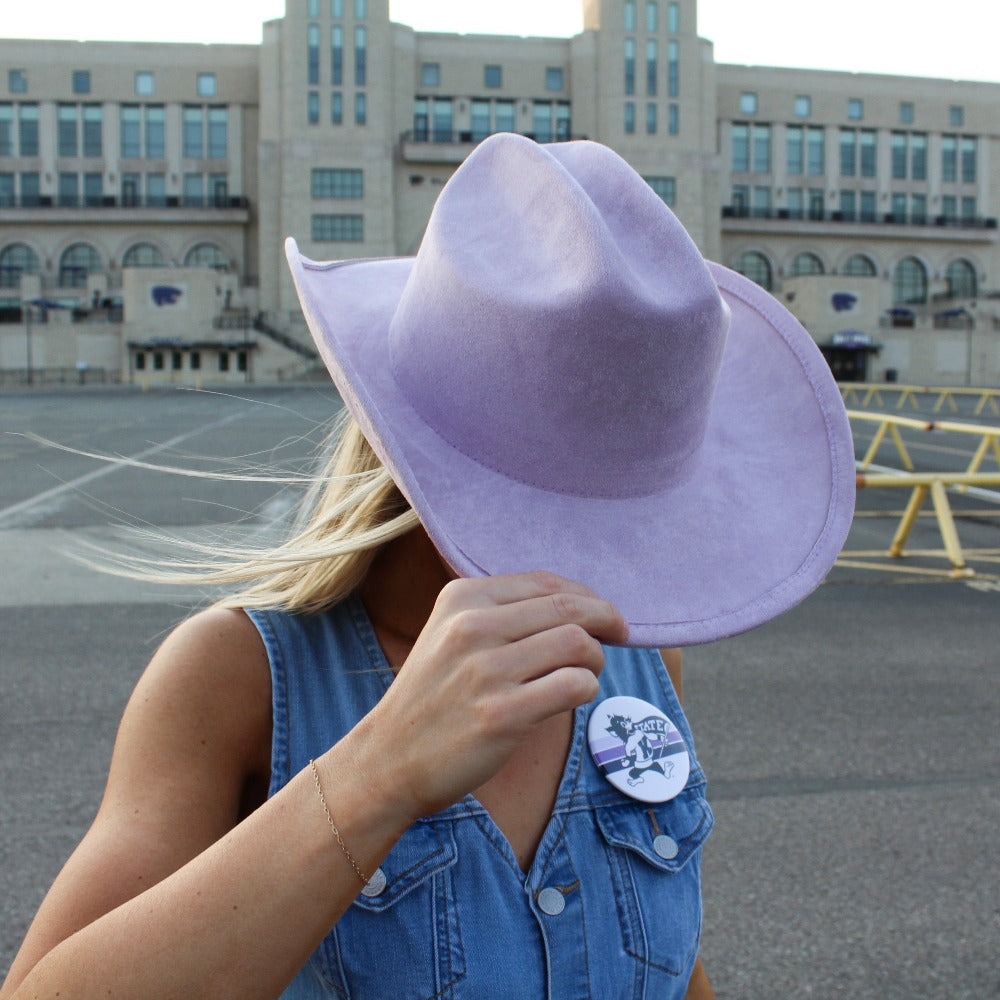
left=172, top=351, right=183, bottom=371
left=58, top=172, right=79, bottom=207
left=308, top=0, right=319, bottom=17
left=121, top=172, right=140, bottom=206
left=9, top=70, right=27, bottom=94
left=82, top=105, right=102, bottom=157
left=838, top=190, right=856, bottom=221
left=941, top=194, right=957, bottom=221
left=646, top=40, right=658, bottom=95
left=861, top=190, right=877, bottom=222
left=84, top=172, right=102, bottom=206
left=59, top=243, right=101, bottom=288
left=624, top=101, right=635, bottom=134
left=123, top=242, right=165, bottom=268
left=18, top=104, right=39, bottom=157
left=731, top=123, right=749, bottom=172
left=624, top=0, right=636, bottom=32
left=209, top=173, right=228, bottom=206
left=533, top=102, right=553, bottom=142
left=731, top=184, right=748, bottom=216
left=185, top=243, right=227, bottom=268
left=312, top=167, right=363, bottom=198
left=739, top=92, right=757, bottom=115
left=786, top=125, right=803, bottom=175
left=197, top=73, right=217, bottom=98
left=807, top=188, right=824, bottom=219
left=183, top=173, right=204, bottom=206
left=941, top=135, right=957, bottom=183
left=646, top=1, right=658, bottom=32
left=208, top=107, right=227, bottom=158
left=843, top=254, right=877, bottom=277
left=332, top=91, right=343, bottom=124
left=0, top=104, right=13, bottom=156
left=893, top=257, right=927, bottom=304
left=624, top=39, right=636, bottom=95
left=413, top=98, right=428, bottom=140
left=945, top=259, right=977, bottom=298
left=73, top=70, right=91, bottom=95
left=495, top=99, right=514, bottom=133
left=58, top=105, right=78, bottom=158
left=146, top=105, right=165, bottom=158
left=734, top=251, right=772, bottom=291
left=332, top=26, right=344, bottom=85
left=667, top=1, right=679, bottom=33
left=847, top=98, right=863, bottom=120
left=839, top=128, right=856, bottom=177
left=431, top=98, right=451, bottom=141
left=0, top=242, right=41, bottom=286
left=308, top=91, right=320, bottom=124
left=668, top=102, right=679, bottom=135
left=911, top=133, right=927, bottom=180
left=667, top=39, right=679, bottom=97
left=190, top=351, right=201, bottom=370
left=355, top=26, right=367, bottom=87
left=312, top=213, right=364, bottom=242
left=891, top=192, right=907, bottom=222
left=120, top=106, right=140, bottom=158
left=308, top=24, right=321, bottom=86
left=355, top=92, right=367, bottom=125
left=218, top=351, right=230, bottom=373
left=331, top=0, right=343, bottom=16
left=891, top=132, right=906, bottom=180
left=753, top=124, right=771, bottom=173
left=644, top=175, right=675, bottom=206
left=135, top=71, right=154, bottom=96
left=355, top=0, right=366, bottom=17
left=785, top=188, right=803, bottom=219
left=859, top=129, right=876, bottom=177
left=791, top=252, right=824, bottom=276
left=646, top=102, right=657, bottom=134
left=0, top=173, right=12, bottom=207
left=961, top=196, right=976, bottom=222
left=19, top=172, right=39, bottom=206
left=949, top=105, right=964, bottom=127
left=961, top=137, right=977, bottom=183
left=183, top=106, right=204, bottom=157
left=484, top=64, right=502, bottom=88
left=806, top=126, right=824, bottom=176
left=752, top=186, right=771, bottom=218
left=135, top=352, right=147, bottom=371
left=899, top=101, right=914, bottom=124
left=421, top=62, right=440, bottom=87
left=146, top=173, right=166, bottom=206
left=545, top=67, right=564, bottom=92
left=794, top=95, right=811, bottom=118
left=910, top=193, right=926, bottom=224
left=471, top=100, right=491, bottom=142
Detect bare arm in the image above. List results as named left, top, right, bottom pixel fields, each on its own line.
left=3, top=573, right=627, bottom=1000
left=660, top=648, right=717, bottom=1000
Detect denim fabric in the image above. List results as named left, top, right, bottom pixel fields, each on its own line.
left=249, top=597, right=713, bottom=1000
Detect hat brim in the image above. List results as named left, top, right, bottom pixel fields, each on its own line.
left=286, top=238, right=855, bottom=647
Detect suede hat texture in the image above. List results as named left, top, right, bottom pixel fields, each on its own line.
left=285, top=132, right=855, bottom=646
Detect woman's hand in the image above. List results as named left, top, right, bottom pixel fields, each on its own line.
left=355, top=571, right=628, bottom=821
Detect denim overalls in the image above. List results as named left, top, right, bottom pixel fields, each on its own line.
left=249, top=596, right=713, bottom=1000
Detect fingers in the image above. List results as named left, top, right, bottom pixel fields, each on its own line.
left=508, top=665, right=602, bottom=727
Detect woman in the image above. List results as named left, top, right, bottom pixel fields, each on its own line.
left=2, top=133, right=854, bottom=999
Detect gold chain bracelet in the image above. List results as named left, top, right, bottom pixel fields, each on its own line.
left=308, top=759, right=369, bottom=886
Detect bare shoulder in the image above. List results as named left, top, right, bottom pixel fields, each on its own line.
left=1, top=608, right=273, bottom=994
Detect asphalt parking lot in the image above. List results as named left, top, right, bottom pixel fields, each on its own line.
left=1, top=384, right=997, bottom=998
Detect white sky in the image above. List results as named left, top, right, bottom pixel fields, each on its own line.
left=4, top=0, right=1000, bottom=84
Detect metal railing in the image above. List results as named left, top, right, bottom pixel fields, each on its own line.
left=841, top=382, right=1000, bottom=417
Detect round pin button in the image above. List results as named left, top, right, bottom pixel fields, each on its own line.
left=588, top=696, right=690, bottom=803
left=537, top=887, right=566, bottom=916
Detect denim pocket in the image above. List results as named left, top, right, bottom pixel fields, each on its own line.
left=595, top=785, right=714, bottom=985
left=315, top=819, right=466, bottom=999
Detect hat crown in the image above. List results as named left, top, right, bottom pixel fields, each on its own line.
left=388, top=134, right=730, bottom=498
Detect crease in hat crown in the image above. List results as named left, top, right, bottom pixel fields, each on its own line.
left=386, top=133, right=731, bottom=499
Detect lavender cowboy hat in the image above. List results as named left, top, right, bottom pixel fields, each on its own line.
left=285, top=132, right=855, bottom=646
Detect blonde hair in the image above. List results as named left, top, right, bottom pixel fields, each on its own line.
left=87, top=411, right=421, bottom=614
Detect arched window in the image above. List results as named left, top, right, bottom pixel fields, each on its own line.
left=790, top=252, right=824, bottom=276
left=59, top=243, right=102, bottom=288
left=184, top=243, right=228, bottom=269
left=122, top=243, right=165, bottom=268
left=842, top=254, right=877, bottom=277
left=892, top=257, right=927, bottom=305
left=945, top=258, right=977, bottom=299
left=733, top=251, right=773, bottom=291
left=0, top=243, right=41, bottom=288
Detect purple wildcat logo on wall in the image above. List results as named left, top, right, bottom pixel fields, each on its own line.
left=151, top=285, right=184, bottom=307
left=832, top=292, right=857, bottom=312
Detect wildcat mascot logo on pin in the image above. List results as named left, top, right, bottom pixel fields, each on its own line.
left=587, top=695, right=690, bottom=803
